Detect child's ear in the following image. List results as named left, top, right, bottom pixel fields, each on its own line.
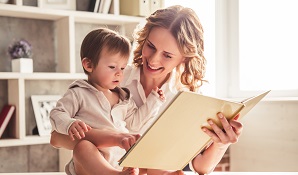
left=82, top=57, right=93, bottom=73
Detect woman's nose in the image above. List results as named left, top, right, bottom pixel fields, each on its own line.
left=148, top=52, right=160, bottom=63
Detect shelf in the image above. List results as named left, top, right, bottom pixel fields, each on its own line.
left=0, top=3, right=145, bottom=25
left=0, top=1, right=141, bottom=151
left=0, top=135, right=50, bottom=147
left=0, top=72, right=87, bottom=80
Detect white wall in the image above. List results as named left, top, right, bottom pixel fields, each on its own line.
left=230, top=100, right=298, bottom=171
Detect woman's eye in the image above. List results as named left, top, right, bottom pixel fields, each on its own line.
left=164, top=54, right=172, bottom=59
left=109, top=66, right=115, bottom=69
left=147, top=43, right=155, bottom=49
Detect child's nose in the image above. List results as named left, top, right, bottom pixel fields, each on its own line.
left=116, top=69, right=123, bottom=76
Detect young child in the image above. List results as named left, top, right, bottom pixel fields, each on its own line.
left=50, top=28, right=165, bottom=175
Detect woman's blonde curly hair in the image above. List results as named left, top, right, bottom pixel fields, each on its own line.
left=133, top=5, right=207, bottom=92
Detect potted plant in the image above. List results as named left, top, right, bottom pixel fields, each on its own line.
left=8, top=39, right=33, bottom=73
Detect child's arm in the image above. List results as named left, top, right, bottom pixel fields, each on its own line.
left=153, top=86, right=165, bottom=101
left=50, top=89, right=91, bottom=139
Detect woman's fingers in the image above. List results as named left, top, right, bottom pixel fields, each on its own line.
left=201, top=126, right=221, bottom=143
left=230, top=119, right=243, bottom=136
left=202, top=113, right=243, bottom=145
left=217, top=113, right=238, bottom=143
left=208, top=118, right=229, bottom=144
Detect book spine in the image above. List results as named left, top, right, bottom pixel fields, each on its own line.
left=0, top=105, right=15, bottom=138
left=102, top=0, right=112, bottom=14
left=94, top=0, right=100, bottom=12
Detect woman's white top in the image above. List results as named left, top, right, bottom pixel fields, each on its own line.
left=121, top=65, right=197, bottom=172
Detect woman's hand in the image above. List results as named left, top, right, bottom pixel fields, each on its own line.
left=201, top=112, right=243, bottom=149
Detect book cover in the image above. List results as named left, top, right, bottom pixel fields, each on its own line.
left=0, top=105, right=15, bottom=138
left=102, top=0, right=112, bottom=14
left=119, top=90, right=270, bottom=170
left=94, top=0, right=101, bottom=12
left=98, top=0, right=105, bottom=13
left=119, top=0, right=150, bottom=17
left=88, top=0, right=96, bottom=12
left=109, top=0, right=120, bottom=15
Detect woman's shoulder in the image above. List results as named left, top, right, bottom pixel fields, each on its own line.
left=124, top=64, right=135, bottom=72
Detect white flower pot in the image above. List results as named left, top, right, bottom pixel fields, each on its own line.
left=11, top=58, right=33, bottom=73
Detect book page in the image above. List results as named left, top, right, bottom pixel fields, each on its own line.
left=238, top=90, right=271, bottom=119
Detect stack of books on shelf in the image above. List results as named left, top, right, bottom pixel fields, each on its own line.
left=89, top=0, right=114, bottom=14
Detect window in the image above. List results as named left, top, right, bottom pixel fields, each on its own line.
left=229, top=0, right=298, bottom=97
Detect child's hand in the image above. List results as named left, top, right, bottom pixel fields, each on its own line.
left=119, top=133, right=141, bottom=151
left=68, top=119, right=92, bottom=141
left=153, top=87, right=165, bottom=101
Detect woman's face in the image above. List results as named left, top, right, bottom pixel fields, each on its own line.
left=141, top=27, right=184, bottom=80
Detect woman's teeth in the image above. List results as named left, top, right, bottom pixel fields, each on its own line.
left=148, top=64, right=160, bottom=70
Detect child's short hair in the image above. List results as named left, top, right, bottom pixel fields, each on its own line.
left=80, top=28, right=131, bottom=74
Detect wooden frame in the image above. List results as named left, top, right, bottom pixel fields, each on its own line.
left=37, top=0, right=76, bottom=10
left=31, top=95, right=61, bottom=136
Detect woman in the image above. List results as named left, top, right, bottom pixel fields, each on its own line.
left=50, top=5, right=243, bottom=175
left=121, top=5, right=243, bottom=174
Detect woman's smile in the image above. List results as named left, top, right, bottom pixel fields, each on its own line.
left=145, top=59, right=164, bottom=72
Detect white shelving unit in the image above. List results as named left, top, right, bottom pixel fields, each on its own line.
left=0, top=3, right=144, bottom=147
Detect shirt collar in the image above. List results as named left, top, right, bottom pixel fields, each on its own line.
left=122, top=65, right=140, bottom=87
left=162, top=68, right=178, bottom=94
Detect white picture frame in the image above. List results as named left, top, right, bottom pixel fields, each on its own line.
left=37, top=0, right=76, bottom=10
left=31, top=95, right=61, bottom=136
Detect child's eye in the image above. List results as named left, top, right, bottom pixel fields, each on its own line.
left=109, top=66, right=115, bottom=69
left=121, top=67, right=125, bottom=70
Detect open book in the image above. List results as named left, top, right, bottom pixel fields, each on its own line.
left=118, top=90, right=270, bottom=170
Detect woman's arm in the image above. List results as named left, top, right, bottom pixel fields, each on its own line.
left=192, top=113, right=243, bottom=174
left=50, top=131, right=79, bottom=150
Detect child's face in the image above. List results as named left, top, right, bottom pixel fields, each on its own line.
left=89, top=49, right=128, bottom=91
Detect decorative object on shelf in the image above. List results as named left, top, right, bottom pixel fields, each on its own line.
left=0, top=0, right=9, bottom=4
left=8, top=39, right=33, bottom=73
left=37, top=0, right=76, bottom=10
left=31, top=95, right=61, bottom=136
left=119, top=0, right=163, bottom=17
